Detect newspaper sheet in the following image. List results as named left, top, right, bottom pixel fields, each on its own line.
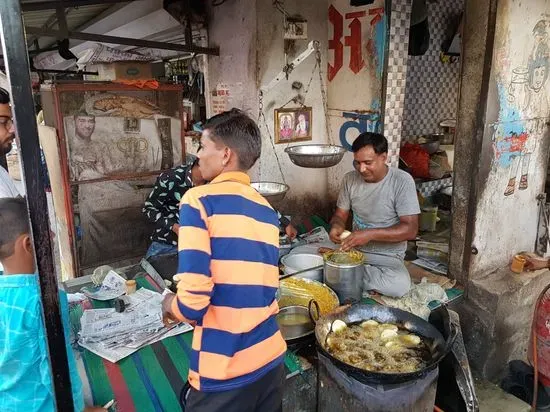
left=78, top=286, right=193, bottom=362
left=79, top=323, right=193, bottom=363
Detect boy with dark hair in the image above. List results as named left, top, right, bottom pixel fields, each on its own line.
left=0, top=197, right=105, bottom=412
left=200, top=109, right=297, bottom=239
left=163, top=109, right=287, bottom=412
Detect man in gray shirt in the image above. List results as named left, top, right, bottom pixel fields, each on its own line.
left=329, top=133, right=420, bottom=297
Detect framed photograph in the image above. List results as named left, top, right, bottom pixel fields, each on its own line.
left=274, top=107, right=313, bottom=144
left=124, top=117, right=140, bottom=133
left=284, top=20, right=308, bottom=40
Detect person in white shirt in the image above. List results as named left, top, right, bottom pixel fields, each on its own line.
left=0, top=87, right=19, bottom=198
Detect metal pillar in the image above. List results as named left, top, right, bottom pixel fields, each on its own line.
left=0, top=1, right=74, bottom=410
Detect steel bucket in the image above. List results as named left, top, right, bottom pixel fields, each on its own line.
left=323, top=259, right=363, bottom=303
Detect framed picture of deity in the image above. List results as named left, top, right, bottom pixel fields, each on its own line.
left=274, top=107, right=313, bottom=144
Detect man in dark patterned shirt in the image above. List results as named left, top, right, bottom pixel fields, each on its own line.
left=143, top=155, right=206, bottom=258
left=143, top=155, right=297, bottom=259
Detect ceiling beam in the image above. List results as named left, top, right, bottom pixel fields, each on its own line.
left=25, top=26, right=220, bottom=55
left=21, top=0, right=130, bottom=12
left=30, top=3, right=127, bottom=50
left=25, top=11, right=58, bottom=46
left=55, top=7, right=69, bottom=38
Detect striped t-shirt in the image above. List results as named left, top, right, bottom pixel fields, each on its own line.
left=171, top=171, right=287, bottom=392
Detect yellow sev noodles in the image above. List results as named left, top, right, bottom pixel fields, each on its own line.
left=278, top=277, right=339, bottom=315
left=323, top=249, right=364, bottom=265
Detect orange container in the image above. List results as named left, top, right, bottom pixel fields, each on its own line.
left=511, top=255, right=526, bottom=273
left=126, top=280, right=137, bottom=294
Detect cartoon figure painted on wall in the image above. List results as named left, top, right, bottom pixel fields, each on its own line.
left=525, top=40, right=550, bottom=117
left=501, top=19, right=550, bottom=196
left=495, top=119, right=547, bottom=196
left=501, top=129, right=533, bottom=196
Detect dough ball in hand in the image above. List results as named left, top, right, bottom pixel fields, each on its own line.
left=340, top=230, right=351, bottom=240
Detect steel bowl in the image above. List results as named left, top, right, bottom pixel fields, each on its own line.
left=276, top=305, right=315, bottom=341
left=279, top=245, right=292, bottom=260
left=251, top=181, right=289, bottom=203
left=281, top=253, right=324, bottom=282
left=284, top=144, right=347, bottom=168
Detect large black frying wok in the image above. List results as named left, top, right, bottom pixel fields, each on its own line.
left=315, top=303, right=456, bottom=385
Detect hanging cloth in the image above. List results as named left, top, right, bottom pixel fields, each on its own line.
left=408, top=0, right=430, bottom=56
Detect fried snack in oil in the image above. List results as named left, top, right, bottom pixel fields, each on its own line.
left=325, top=321, right=432, bottom=374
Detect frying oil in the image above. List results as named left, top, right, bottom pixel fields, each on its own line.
left=325, top=321, right=431, bottom=373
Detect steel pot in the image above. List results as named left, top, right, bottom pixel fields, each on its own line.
left=315, top=304, right=456, bottom=385
left=281, top=253, right=324, bottom=282
left=323, top=258, right=364, bottom=303
left=439, top=119, right=456, bottom=145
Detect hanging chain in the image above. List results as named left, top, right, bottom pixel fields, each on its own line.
left=278, top=41, right=320, bottom=110
left=316, top=48, right=334, bottom=145
left=255, top=42, right=335, bottom=184
left=302, top=57, right=318, bottom=100
left=279, top=58, right=320, bottom=150
left=258, top=91, right=287, bottom=184
left=257, top=92, right=263, bottom=178
left=258, top=90, right=264, bottom=120
left=278, top=54, right=318, bottom=110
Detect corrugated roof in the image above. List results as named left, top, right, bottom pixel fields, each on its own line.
left=22, top=4, right=113, bottom=32
left=2, top=1, right=209, bottom=69
left=23, top=5, right=111, bottom=29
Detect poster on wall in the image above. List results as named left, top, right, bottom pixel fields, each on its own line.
left=211, top=83, right=230, bottom=115
left=274, top=107, right=313, bottom=144
left=56, top=88, right=183, bottom=271
left=60, top=91, right=182, bottom=181
left=284, top=19, right=308, bottom=40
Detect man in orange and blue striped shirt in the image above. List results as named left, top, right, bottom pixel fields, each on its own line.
left=162, top=109, right=287, bottom=412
